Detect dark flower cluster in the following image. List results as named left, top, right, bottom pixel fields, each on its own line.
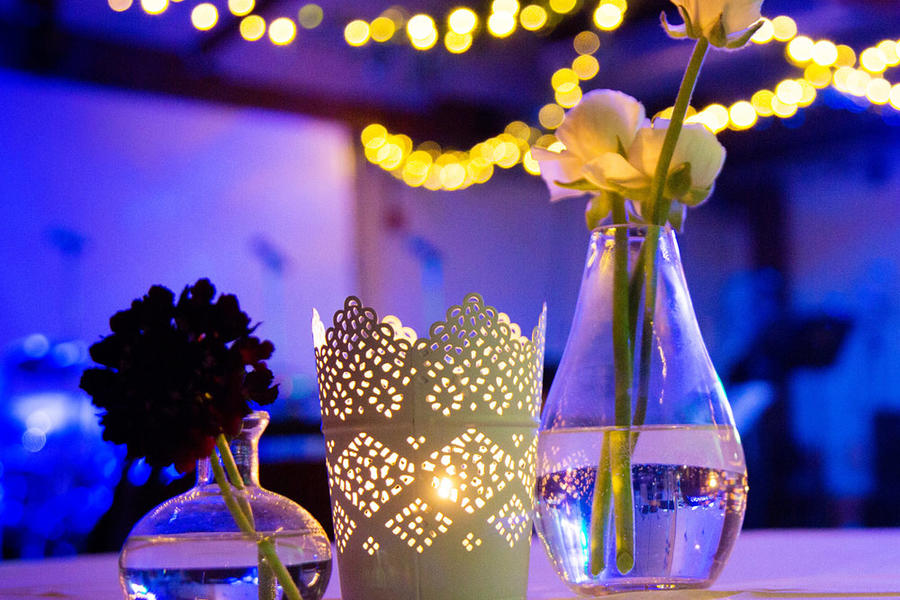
left=80, top=279, right=278, bottom=472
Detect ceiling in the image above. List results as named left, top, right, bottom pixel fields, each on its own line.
left=1, top=0, right=899, bottom=152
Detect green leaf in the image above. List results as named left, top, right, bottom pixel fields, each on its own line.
left=555, top=178, right=601, bottom=191
left=584, top=193, right=613, bottom=230
left=665, top=162, right=692, bottom=199
left=678, top=6, right=698, bottom=38
left=726, top=20, right=765, bottom=49
left=660, top=10, right=687, bottom=39
left=707, top=13, right=728, bottom=48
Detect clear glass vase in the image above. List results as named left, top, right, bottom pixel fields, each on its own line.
left=119, top=411, right=332, bottom=600
left=535, top=225, right=748, bottom=595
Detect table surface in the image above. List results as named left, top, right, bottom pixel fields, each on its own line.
left=1, top=529, right=899, bottom=599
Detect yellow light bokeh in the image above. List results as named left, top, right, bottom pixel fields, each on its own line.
left=487, top=12, right=516, bottom=37
left=141, top=0, right=168, bottom=16
left=440, top=162, right=467, bottom=190
left=860, top=47, right=886, bottom=73
left=866, top=78, right=892, bottom=105
left=345, top=19, right=371, bottom=46
left=845, top=69, right=871, bottom=96
left=370, top=16, right=396, bottom=42
left=751, top=18, right=774, bottom=44
left=269, top=17, right=296, bottom=45
left=771, top=97, right=798, bottom=118
left=240, top=15, right=266, bottom=41
left=444, top=31, right=473, bottom=53
left=191, top=3, right=218, bottom=30
left=877, top=40, right=900, bottom=66
left=593, top=4, right=624, bottom=30
left=811, top=40, right=838, bottom=66
left=555, top=86, right=583, bottom=108
left=832, top=66, right=853, bottom=92
left=407, top=14, right=437, bottom=44
left=411, top=29, right=438, bottom=50
left=361, top=124, right=388, bottom=149
left=520, top=5, right=548, bottom=31
left=551, top=68, right=579, bottom=93
left=691, top=104, right=728, bottom=133
left=538, top=103, right=565, bottom=129
left=751, top=89, right=776, bottom=117
left=889, top=83, right=900, bottom=111
left=574, top=30, right=601, bottom=55
left=229, top=0, right=254, bottom=17
left=549, top=0, right=577, bottom=14
left=108, top=0, right=133, bottom=13
left=771, top=15, right=797, bottom=42
left=573, top=54, right=600, bottom=79
left=775, top=79, right=803, bottom=104
left=786, top=36, right=814, bottom=63
left=493, top=0, right=520, bottom=14
left=729, top=100, right=757, bottom=129
left=522, top=149, right=540, bottom=175
left=803, top=63, right=832, bottom=88
left=796, top=79, right=816, bottom=106
left=448, top=7, right=478, bottom=35
left=835, top=44, right=856, bottom=67
left=298, top=4, right=323, bottom=29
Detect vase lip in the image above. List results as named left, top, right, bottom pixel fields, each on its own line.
left=241, top=410, right=270, bottom=433
left=591, top=222, right=673, bottom=237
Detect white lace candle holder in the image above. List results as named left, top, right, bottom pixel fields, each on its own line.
left=313, top=293, right=546, bottom=600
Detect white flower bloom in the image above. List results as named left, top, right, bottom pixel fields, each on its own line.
left=532, top=90, right=645, bottom=202
left=583, top=120, right=726, bottom=214
left=662, top=0, right=764, bottom=49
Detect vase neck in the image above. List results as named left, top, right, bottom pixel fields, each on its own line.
left=195, top=411, right=269, bottom=488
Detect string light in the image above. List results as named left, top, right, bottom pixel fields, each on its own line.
left=110, top=2, right=900, bottom=188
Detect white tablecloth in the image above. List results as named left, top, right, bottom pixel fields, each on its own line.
left=1, top=529, right=899, bottom=599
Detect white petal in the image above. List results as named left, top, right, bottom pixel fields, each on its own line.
left=670, top=123, right=726, bottom=188
left=556, top=90, right=646, bottom=162
left=532, top=148, right=589, bottom=202
left=623, top=125, right=667, bottom=179
left=669, top=0, right=761, bottom=38
left=583, top=153, right=652, bottom=202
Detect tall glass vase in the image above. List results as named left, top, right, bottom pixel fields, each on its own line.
left=535, top=225, right=748, bottom=595
left=119, top=411, right=332, bottom=600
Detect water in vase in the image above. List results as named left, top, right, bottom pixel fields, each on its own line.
left=120, top=532, right=332, bottom=600
left=535, top=425, right=748, bottom=594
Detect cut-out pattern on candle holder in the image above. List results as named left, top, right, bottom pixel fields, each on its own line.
left=314, top=293, right=545, bottom=600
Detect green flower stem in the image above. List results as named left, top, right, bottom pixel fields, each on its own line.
left=209, top=448, right=255, bottom=534
left=648, top=36, right=709, bottom=225
left=609, top=196, right=635, bottom=574
left=589, top=431, right=612, bottom=575
left=211, top=439, right=302, bottom=600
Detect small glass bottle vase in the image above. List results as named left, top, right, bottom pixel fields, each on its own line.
left=535, top=225, right=748, bottom=595
left=119, top=411, right=332, bottom=600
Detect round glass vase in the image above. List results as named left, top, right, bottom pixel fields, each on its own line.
left=119, top=411, right=332, bottom=600
left=535, top=225, right=748, bottom=595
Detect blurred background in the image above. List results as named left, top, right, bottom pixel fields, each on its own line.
left=1, top=0, right=899, bottom=560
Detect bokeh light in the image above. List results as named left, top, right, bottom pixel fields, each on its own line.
left=593, top=4, right=624, bottom=30
left=269, top=17, right=297, bottom=45
left=487, top=11, right=516, bottom=37
left=860, top=47, right=887, bottom=73
left=240, top=15, right=266, bottom=41
left=108, top=0, right=133, bottom=13
left=574, top=31, right=601, bottom=55
left=771, top=15, right=797, bottom=41
left=444, top=31, right=473, bottom=53
left=141, top=0, right=168, bottom=15
left=519, top=5, right=547, bottom=31
left=190, top=3, right=218, bottom=31
left=538, top=104, right=565, bottom=129
left=448, top=7, right=478, bottom=35
left=345, top=19, right=371, bottom=46
left=298, top=4, right=323, bottom=29
left=729, top=100, right=757, bottom=130
left=751, top=18, right=774, bottom=44
left=811, top=40, right=838, bottom=66
left=787, top=36, right=814, bottom=63
left=572, top=54, right=600, bottom=79
left=229, top=0, right=254, bottom=17
left=370, top=16, right=396, bottom=42
left=549, top=0, right=577, bottom=13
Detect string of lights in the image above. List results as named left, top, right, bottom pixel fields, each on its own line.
left=109, top=1, right=900, bottom=191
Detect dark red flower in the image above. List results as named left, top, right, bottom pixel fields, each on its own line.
left=80, top=279, right=279, bottom=472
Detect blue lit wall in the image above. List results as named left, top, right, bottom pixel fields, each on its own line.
left=0, top=68, right=357, bottom=557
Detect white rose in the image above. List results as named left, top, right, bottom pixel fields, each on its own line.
left=532, top=90, right=645, bottom=202
left=582, top=120, right=725, bottom=226
left=662, top=0, right=764, bottom=49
